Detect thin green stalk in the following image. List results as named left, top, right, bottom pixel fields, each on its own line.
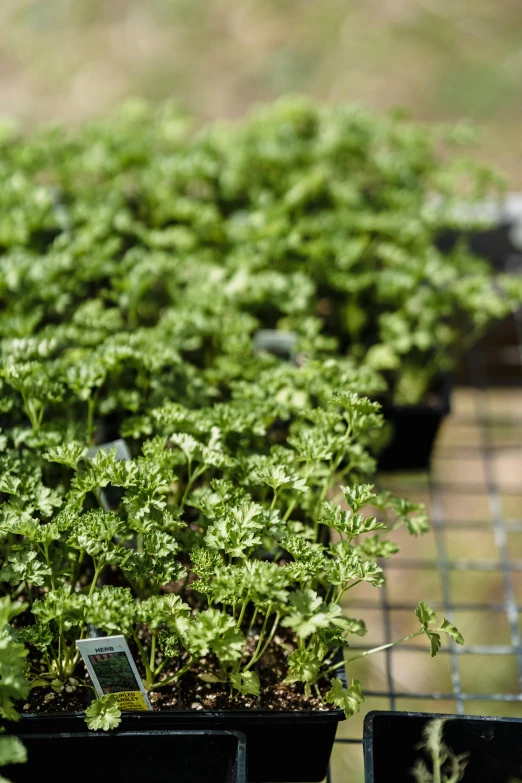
left=269, top=491, right=279, bottom=511
left=320, top=629, right=425, bottom=680
left=132, top=630, right=154, bottom=689
left=88, top=564, right=102, bottom=597
left=86, top=393, right=98, bottom=445
left=243, top=604, right=271, bottom=672
left=148, top=657, right=193, bottom=691
left=347, top=629, right=424, bottom=663
left=149, top=630, right=157, bottom=671
left=334, top=580, right=362, bottom=604
left=180, top=463, right=206, bottom=506
left=282, top=497, right=298, bottom=522
left=235, top=595, right=250, bottom=630
left=314, top=683, right=326, bottom=705
left=153, top=657, right=169, bottom=678
left=247, top=606, right=258, bottom=637
left=249, top=611, right=281, bottom=668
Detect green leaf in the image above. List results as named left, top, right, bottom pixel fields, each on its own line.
left=0, top=597, right=30, bottom=719
left=85, top=694, right=122, bottom=732
left=321, top=501, right=386, bottom=539
left=415, top=602, right=438, bottom=628
left=426, top=630, right=442, bottom=657
left=340, top=485, right=377, bottom=512
left=332, top=393, right=381, bottom=415
left=357, top=536, right=399, bottom=559
left=205, top=502, right=265, bottom=558
left=0, top=735, right=27, bottom=766
left=281, top=589, right=343, bottom=638
left=43, top=442, right=87, bottom=471
left=440, top=618, right=464, bottom=645
left=229, top=671, right=260, bottom=696
left=181, top=609, right=245, bottom=663
left=284, top=649, right=321, bottom=684
left=253, top=464, right=307, bottom=493
left=0, top=551, right=52, bottom=588
left=158, top=632, right=181, bottom=659
left=326, top=678, right=365, bottom=718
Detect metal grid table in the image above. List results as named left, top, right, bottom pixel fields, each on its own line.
left=327, top=262, right=522, bottom=781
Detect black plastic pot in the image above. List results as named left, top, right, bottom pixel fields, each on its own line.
left=14, top=705, right=343, bottom=783
left=364, top=710, right=522, bottom=782
left=436, top=194, right=522, bottom=271
left=4, top=726, right=246, bottom=783
left=437, top=197, right=522, bottom=388
left=377, top=377, right=452, bottom=472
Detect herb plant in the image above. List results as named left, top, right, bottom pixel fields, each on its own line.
left=0, top=99, right=519, bottom=405
left=1, top=360, right=462, bottom=729
left=0, top=99, right=471, bottom=732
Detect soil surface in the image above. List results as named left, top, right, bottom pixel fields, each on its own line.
left=17, top=627, right=334, bottom=716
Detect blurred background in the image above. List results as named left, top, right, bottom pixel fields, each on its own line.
left=2, top=0, right=522, bottom=182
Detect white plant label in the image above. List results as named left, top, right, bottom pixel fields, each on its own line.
left=77, top=634, right=152, bottom=712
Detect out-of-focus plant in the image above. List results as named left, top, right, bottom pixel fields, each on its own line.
left=0, top=99, right=520, bottom=407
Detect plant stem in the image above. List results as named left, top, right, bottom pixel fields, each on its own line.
left=180, top=463, right=206, bottom=507
left=334, top=580, right=362, bottom=604
left=282, top=497, right=298, bottom=522
left=434, top=755, right=442, bottom=783
left=250, top=611, right=280, bottom=666
left=243, top=604, right=271, bottom=672
left=88, top=564, right=102, bottom=597
left=320, top=629, right=425, bottom=680
left=235, top=595, right=250, bottom=630
left=86, top=393, right=98, bottom=445
left=149, top=630, right=156, bottom=671
left=148, top=657, right=193, bottom=691
left=132, top=630, right=154, bottom=689
left=247, top=606, right=258, bottom=637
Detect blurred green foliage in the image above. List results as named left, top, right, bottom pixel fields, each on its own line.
left=0, top=97, right=519, bottom=405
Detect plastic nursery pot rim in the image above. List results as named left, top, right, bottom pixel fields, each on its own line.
left=18, top=706, right=345, bottom=725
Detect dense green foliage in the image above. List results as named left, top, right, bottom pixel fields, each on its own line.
left=2, top=97, right=501, bottom=731
left=0, top=97, right=519, bottom=404
left=0, top=363, right=461, bottom=728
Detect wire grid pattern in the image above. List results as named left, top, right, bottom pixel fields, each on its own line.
left=325, top=266, right=522, bottom=781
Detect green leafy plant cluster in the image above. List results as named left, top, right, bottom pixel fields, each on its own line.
left=0, top=98, right=478, bottom=733
left=0, top=98, right=519, bottom=406
left=0, top=360, right=462, bottom=730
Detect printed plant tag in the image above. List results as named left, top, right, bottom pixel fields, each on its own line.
left=76, top=634, right=152, bottom=712
left=254, top=329, right=298, bottom=362
left=87, top=439, right=132, bottom=462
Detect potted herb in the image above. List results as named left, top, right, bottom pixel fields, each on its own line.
left=0, top=359, right=461, bottom=781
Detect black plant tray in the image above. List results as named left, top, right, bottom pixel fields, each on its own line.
left=377, top=377, right=452, bottom=472
left=4, top=726, right=246, bottom=783
left=364, top=710, right=522, bottom=782
left=13, top=706, right=344, bottom=783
